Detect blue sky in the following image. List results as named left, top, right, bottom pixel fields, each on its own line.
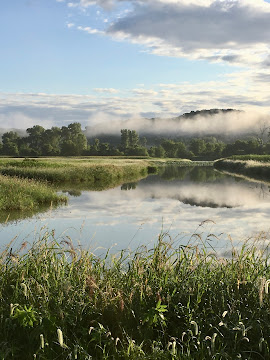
left=1, top=0, right=270, bottom=132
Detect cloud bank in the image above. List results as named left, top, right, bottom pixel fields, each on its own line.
left=68, top=0, right=270, bottom=68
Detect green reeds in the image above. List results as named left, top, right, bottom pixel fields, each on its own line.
left=0, top=174, right=67, bottom=211
left=214, top=157, right=270, bottom=181
left=1, top=232, right=270, bottom=359
left=0, top=158, right=153, bottom=185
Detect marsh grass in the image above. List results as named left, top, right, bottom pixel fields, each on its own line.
left=0, top=158, right=154, bottom=184
left=230, top=155, right=270, bottom=162
left=1, top=231, right=270, bottom=359
left=0, top=174, right=67, bottom=211
left=214, top=157, right=270, bottom=182
left=0, top=158, right=155, bottom=213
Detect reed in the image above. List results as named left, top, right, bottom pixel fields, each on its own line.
left=214, top=157, right=270, bottom=182
left=0, top=174, right=67, bottom=211
left=0, top=158, right=154, bottom=184
left=1, top=231, right=270, bottom=359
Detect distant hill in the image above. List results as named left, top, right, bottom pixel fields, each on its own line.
left=179, top=108, right=238, bottom=119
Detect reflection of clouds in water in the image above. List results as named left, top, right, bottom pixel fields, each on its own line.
left=2, top=170, right=270, bottom=253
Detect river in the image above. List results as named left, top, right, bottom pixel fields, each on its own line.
left=1, top=165, right=270, bottom=256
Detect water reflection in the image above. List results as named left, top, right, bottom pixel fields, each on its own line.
left=1, top=166, right=270, bottom=254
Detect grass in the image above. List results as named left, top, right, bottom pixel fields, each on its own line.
left=230, top=155, right=270, bottom=162
left=0, top=158, right=156, bottom=185
left=1, top=231, right=270, bottom=359
left=0, top=174, right=67, bottom=211
left=214, top=157, right=270, bottom=182
left=149, top=159, right=214, bottom=167
left=0, top=158, right=157, bottom=212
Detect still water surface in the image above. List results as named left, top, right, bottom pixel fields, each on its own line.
left=1, top=166, right=270, bottom=255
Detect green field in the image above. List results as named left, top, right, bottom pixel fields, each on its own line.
left=1, top=232, right=270, bottom=359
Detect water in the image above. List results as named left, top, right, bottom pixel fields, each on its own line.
left=1, top=166, right=270, bottom=256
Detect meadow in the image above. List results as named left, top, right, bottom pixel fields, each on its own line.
left=1, top=231, right=270, bottom=359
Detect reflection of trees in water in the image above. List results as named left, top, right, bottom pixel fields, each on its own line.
left=121, top=182, right=138, bottom=191
left=188, top=167, right=225, bottom=182
left=159, top=166, right=226, bottom=182
left=179, top=197, right=233, bottom=209
left=158, top=166, right=192, bottom=181
left=252, top=183, right=270, bottom=200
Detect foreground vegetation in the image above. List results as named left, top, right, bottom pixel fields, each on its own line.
left=1, top=232, right=270, bottom=359
left=214, top=155, right=270, bottom=182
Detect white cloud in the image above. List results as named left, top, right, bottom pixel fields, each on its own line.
left=132, top=89, right=158, bottom=96
left=67, top=2, right=79, bottom=7
left=64, top=0, right=270, bottom=69
left=77, top=25, right=104, bottom=34
left=94, top=88, right=119, bottom=93
left=103, top=0, right=270, bottom=67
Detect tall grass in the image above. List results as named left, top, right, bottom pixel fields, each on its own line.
left=0, top=174, right=67, bottom=211
left=230, top=155, right=270, bottom=162
left=214, top=158, right=270, bottom=182
left=1, top=231, right=270, bottom=359
left=0, top=158, right=154, bottom=185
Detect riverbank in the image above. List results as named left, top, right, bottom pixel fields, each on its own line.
left=0, top=158, right=155, bottom=184
left=0, top=174, right=67, bottom=211
left=1, top=232, right=270, bottom=359
left=0, top=158, right=157, bottom=211
left=0, top=157, right=214, bottom=211
left=214, top=155, right=270, bottom=182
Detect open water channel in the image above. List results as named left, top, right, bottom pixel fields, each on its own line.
left=1, top=165, right=270, bottom=256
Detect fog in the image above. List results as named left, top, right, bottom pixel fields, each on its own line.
left=85, top=110, right=270, bottom=138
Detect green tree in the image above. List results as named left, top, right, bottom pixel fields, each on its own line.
left=42, top=127, right=61, bottom=156
left=26, top=125, right=45, bottom=155
left=120, top=129, right=129, bottom=150
left=60, top=123, right=87, bottom=156
left=189, top=139, right=206, bottom=156
left=129, top=130, right=139, bottom=148
left=2, top=131, right=20, bottom=156
left=161, top=140, right=178, bottom=158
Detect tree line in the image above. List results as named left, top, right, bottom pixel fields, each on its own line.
left=0, top=123, right=268, bottom=159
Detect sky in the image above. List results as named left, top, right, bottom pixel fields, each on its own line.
left=1, top=0, right=270, bottom=131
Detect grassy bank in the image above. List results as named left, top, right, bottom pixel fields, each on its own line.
left=0, top=175, right=67, bottom=211
left=1, top=233, right=270, bottom=359
left=0, top=158, right=155, bottom=185
left=149, top=159, right=214, bottom=167
left=0, top=158, right=157, bottom=212
left=214, top=156, right=270, bottom=182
